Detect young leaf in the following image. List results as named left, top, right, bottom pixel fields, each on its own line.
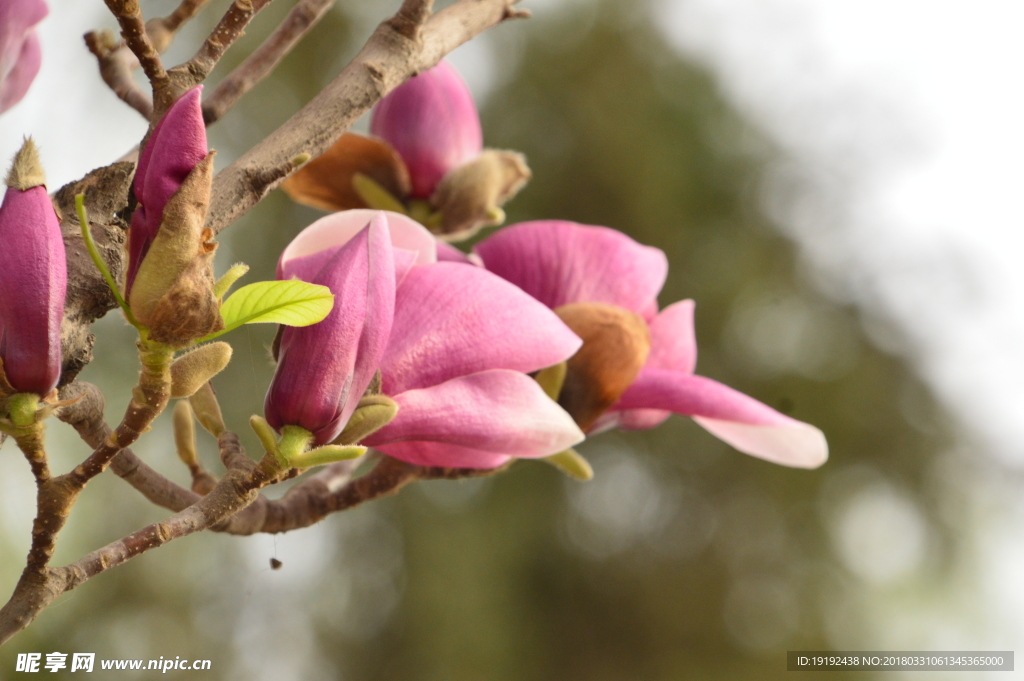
left=217, top=280, right=334, bottom=335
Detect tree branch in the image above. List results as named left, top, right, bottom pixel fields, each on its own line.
left=205, top=0, right=528, bottom=234
left=103, top=0, right=169, bottom=96
left=202, top=0, right=338, bottom=125
left=172, top=0, right=277, bottom=93
left=84, top=30, right=154, bottom=120
left=0, top=432, right=275, bottom=645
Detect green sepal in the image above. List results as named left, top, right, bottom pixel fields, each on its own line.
left=249, top=415, right=281, bottom=461
left=334, top=394, right=399, bottom=445
left=534, top=361, right=567, bottom=401
left=353, top=172, right=407, bottom=214
left=289, top=444, right=366, bottom=469
left=542, top=448, right=593, bottom=481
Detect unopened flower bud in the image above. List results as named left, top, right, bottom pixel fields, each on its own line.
left=126, top=86, right=209, bottom=296
left=0, top=0, right=47, bottom=114
left=0, top=138, right=66, bottom=395
left=370, top=60, right=483, bottom=199
left=128, top=153, right=223, bottom=345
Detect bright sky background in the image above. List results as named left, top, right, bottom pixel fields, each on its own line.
left=654, top=0, right=1024, bottom=468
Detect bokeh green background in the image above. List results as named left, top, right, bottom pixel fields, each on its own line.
left=0, top=1, right=974, bottom=679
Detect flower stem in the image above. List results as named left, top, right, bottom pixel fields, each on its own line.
left=74, top=193, right=143, bottom=329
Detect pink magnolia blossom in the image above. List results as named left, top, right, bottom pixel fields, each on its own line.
left=370, top=60, right=483, bottom=199
left=474, top=220, right=828, bottom=469
left=0, top=0, right=46, bottom=114
left=267, top=214, right=396, bottom=444
left=274, top=210, right=585, bottom=467
left=0, top=140, right=65, bottom=395
left=126, top=86, right=208, bottom=294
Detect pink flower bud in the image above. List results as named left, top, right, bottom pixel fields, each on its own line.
left=126, top=86, right=208, bottom=295
left=370, top=60, right=482, bottom=199
left=0, top=138, right=65, bottom=395
left=265, top=214, right=396, bottom=444
left=0, top=0, right=47, bottom=114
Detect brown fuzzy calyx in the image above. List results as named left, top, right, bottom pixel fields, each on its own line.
left=5, top=138, right=46, bottom=190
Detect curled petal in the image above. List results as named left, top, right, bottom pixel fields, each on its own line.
left=381, top=262, right=583, bottom=394
left=0, top=31, right=41, bottom=114
left=474, top=220, right=668, bottom=319
left=265, top=217, right=395, bottom=444
left=613, top=368, right=827, bottom=468
left=366, top=369, right=585, bottom=457
left=278, top=208, right=436, bottom=280
left=370, top=60, right=483, bottom=199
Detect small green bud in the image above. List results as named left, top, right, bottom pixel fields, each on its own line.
left=170, top=342, right=233, bottom=398
left=173, top=400, right=198, bottom=468
left=189, top=382, right=226, bottom=436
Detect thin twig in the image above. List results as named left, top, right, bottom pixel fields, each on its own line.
left=158, top=0, right=214, bottom=34
left=103, top=0, right=169, bottom=95
left=174, top=0, right=277, bottom=91
left=205, top=0, right=528, bottom=234
left=387, top=0, right=434, bottom=39
left=84, top=30, right=154, bottom=119
left=203, top=0, right=338, bottom=125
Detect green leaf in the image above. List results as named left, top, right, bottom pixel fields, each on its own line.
left=218, top=280, right=334, bottom=334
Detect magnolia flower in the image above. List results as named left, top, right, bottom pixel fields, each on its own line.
left=270, top=209, right=585, bottom=468
left=474, top=220, right=828, bottom=469
left=126, top=86, right=222, bottom=345
left=0, top=138, right=65, bottom=395
left=282, top=61, right=530, bottom=241
left=0, top=0, right=47, bottom=114
left=266, top=213, right=395, bottom=444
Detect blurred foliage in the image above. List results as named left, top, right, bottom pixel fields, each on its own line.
left=0, top=1, right=959, bottom=679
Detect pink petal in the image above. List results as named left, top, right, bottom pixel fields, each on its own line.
left=366, top=369, right=584, bottom=456
left=278, top=209, right=435, bottom=279
left=265, top=217, right=395, bottom=444
left=0, top=0, right=47, bottom=87
left=127, top=86, right=207, bottom=293
left=0, top=31, right=41, bottom=114
left=376, top=442, right=511, bottom=470
left=370, top=61, right=482, bottom=199
left=613, top=368, right=828, bottom=468
left=0, top=185, right=65, bottom=395
left=381, top=262, right=582, bottom=394
left=648, top=299, right=697, bottom=373
left=474, top=221, right=668, bottom=319
left=435, top=240, right=475, bottom=264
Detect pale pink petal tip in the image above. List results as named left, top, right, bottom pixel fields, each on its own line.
left=693, top=417, right=828, bottom=469
left=278, top=209, right=436, bottom=279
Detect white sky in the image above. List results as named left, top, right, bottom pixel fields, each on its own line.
left=653, top=0, right=1024, bottom=467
